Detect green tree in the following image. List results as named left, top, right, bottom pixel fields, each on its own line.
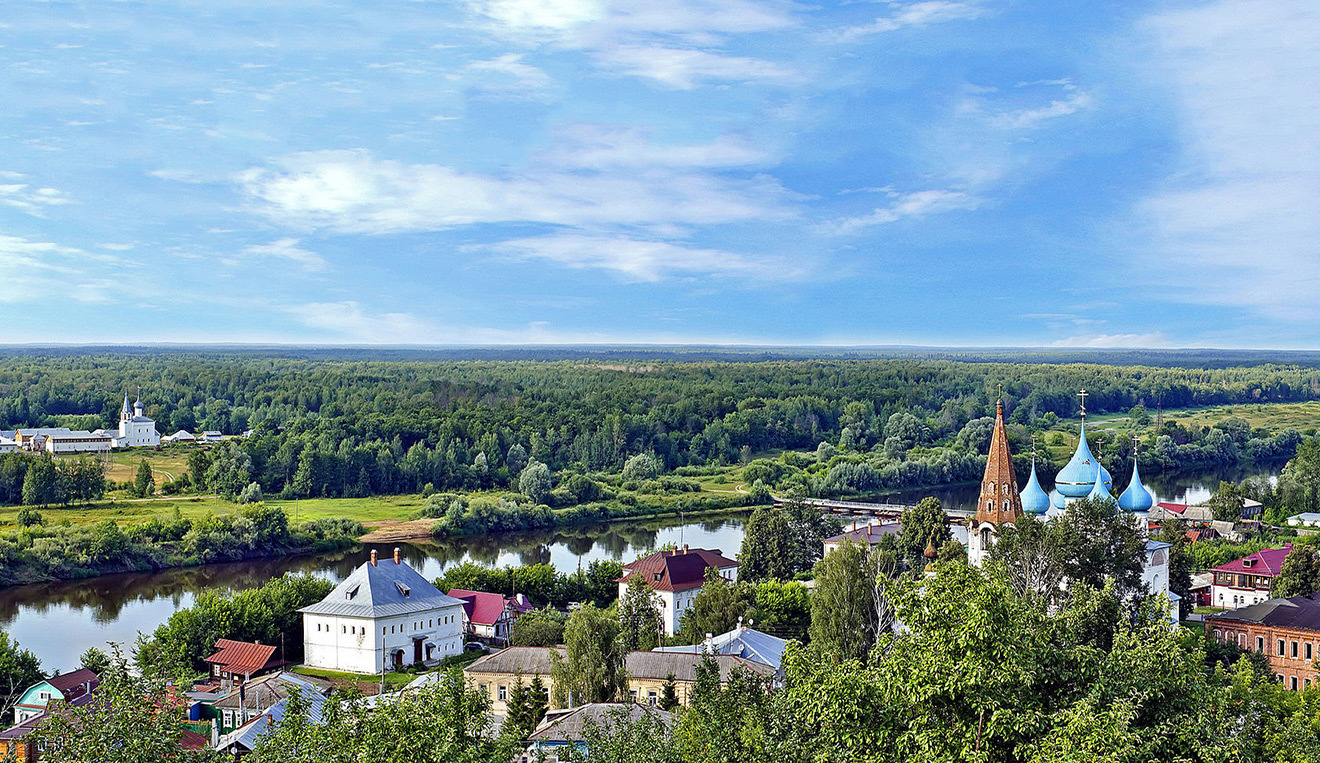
left=782, top=492, right=842, bottom=574
left=15, top=506, right=43, bottom=527
left=527, top=675, right=549, bottom=730
left=809, top=540, right=897, bottom=662
left=678, top=568, right=757, bottom=644
left=622, top=453, right=662, bottom=482
left=237, top=481, right=264, bottom=504
left=1207, top=480, right=1246, bottom=522
left=0, top=633, right=41, bottom=726
left=1281, top=438, right=1320, bottom=515
left=550, top=604, right=626, bottom=707
left=519, top=461, right=552, bottom=504
left=1272, top=544, right=1320, bottom=598
left=79, top=646, right=110, bottom=675
left=1129, top=403, right=1152, bottom=428
left=204, top=440, right=252, bottom=500
left=897, top=497, right=950, bottom=566
left=738, top=507, right=793, bottom=582
left=1050, top=496, right=1146, bottom=599
left=1155, top=518, right=1194, bottom=616
left=618, top=575, right=663, bottom=652
left=511, top=607, right=567, bottom=647
left=659, top=674, right=680, bottom=711
left=21, top=456, right=58, bottom=507
left=133, top=459, right=155, bottom=498
left=753, top=579, right=811, bottom=642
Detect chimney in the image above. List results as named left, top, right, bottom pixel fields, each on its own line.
left=394, top=547, right=402, bottom=565
left=682, top=544, right=689, bottom=554
left=370, top=549, right=379, bottom=566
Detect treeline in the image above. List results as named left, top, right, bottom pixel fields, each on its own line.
left=0, top=504, right=362, bottom=585
left=3, top=352, right=1319, bottom=502
left=433, top=560, right=622, bottom=610
left=0, top=453, right=107, bottom=506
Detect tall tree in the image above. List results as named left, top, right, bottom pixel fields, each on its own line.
left=0, top=633, right=41, bottom=726
left=1282, top=438, right=1320, bottom=515
left=897, top=497, right=951, bottom=566
left=1272, top=544, right=1320, bottom=598
left=134, top=459, right=155, bottom=498
left=809, top=539, right=897, bottom=662
left=782, top=492, right=842, bottom=574
left=678, top=568, right=758, bottom=644
left=1207, top=480, right=1246, bottom=522
left=618, top=575, right=663, bottom=652
left=550, top=604, right=627, bottom=708
left=738, top=508, right=793, bottom=582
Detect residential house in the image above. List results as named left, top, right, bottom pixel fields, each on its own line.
left=1210, top=545, right=1293, bottom=609
left=0, top=435, right=17, bottom=454
left=463, top=646, right=775, bottom=714
left=822, top=522, right=901, bottom=557
left=1150, top=502, right=1215, bottom=525
left=214, top=681, right=328, bottom=759
left=211, top=672, right=331, bottom=737
left=163, top=430, right=197, bottom=444
left=617, top=546, right=739, bottom=636
left=0, top=694, right=97, bottom=761
left=652, top=625, right=788, bottom=676
left=522, top=704, right=673, bottom=763
left=11, top=670, right=100, bottom=724
left=203, top=639, right=282, bottom=688
left=446, top=589, right=533, bottom=643
left=1190, top=572, right=1214, bottom=608
left=1208, top=594, right=1320, bottom=691
left=199, top=431, right=225, bottom=443
left=300, top=548, right=466, bottom=674
left=1287, top=513, right=1320, bottom=528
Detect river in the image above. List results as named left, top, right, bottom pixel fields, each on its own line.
left=0, top=462, right=1282, bottom=673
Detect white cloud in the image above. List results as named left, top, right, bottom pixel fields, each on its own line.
left=0, top=176, right=72, bottom=216
left=826, top=189, right=979, bottom=235
left=461, top=53, right=555, bottom=98
left=237, top=148, right=796, bottom=234
left=985, top=90, right=1094, bottom=129
left=484, top=233, right=798, bottom=281
left=1049, top=333, right=1169, bottom=348
left=541, top=125, right=769, bottom=168
left=241, top=238, right=328, bottom=272
left=831, top=1, right=983, bottom=44
left=285, top=301, right=436, bottom=343
left=0, top=233, right=120, bottom=304
left=1134, top=0, right=1320, bottom=320
left=595, top=45, right=797, bottom=88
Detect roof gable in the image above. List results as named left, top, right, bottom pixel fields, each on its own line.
left=620, top=548, right=738, bottom=592
left=1213, top=545, right=1293, bottom=576
left=205, top=640, right=278, bottom=675
left=300, top=556, right=465, bottom=618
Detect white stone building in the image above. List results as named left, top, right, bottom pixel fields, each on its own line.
left=617, top=547, right=739, bottom=637
left=300, top=548, right=466, bottom=674
left=112, top=394, right=160, bottom=448
left=44, top=431, right=113, bottom=453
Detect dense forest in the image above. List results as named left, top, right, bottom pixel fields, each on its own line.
left=2, top=350, right=1319, bottom=506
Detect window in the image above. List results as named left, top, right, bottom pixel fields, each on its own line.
left=1279, top=639, right=1286, bottom=656
left=1308, top=643, right=1314, bottom=661
left=647, top=690, right=658, bottom=706
left=630, top=690, right=638, bottom=701
left=1257, top=636, right=1264, bottom=652
left=1292, top=676, right=1299, bottom=691
left=498, top=685, right=507, bottom=701
left=1292, top=641, right=1299, bottom=659
left=342, top=625, right=347, bottom=634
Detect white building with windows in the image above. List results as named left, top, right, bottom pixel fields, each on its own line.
left=112, top=394, right=160, bottom=448
left=300, top=548, right=466, bottom=674
left=617, top=547, right=739, bottom=637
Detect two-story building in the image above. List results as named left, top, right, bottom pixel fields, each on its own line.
left=1208, top=594, right=1320, bottom=690
left=446, top=589, right=533, bottom=644
left=1210, top=545, right=1293, bottom=609
left=203, top=639, right=282, bottom=689
left=617, top=546, right=738, bottom=637
left=11, top=669, right=100, bottom=724
left=300, top=548, right=466, bottom=674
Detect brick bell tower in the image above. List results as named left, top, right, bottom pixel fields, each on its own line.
left=968, top=397, right=1022, bottom=565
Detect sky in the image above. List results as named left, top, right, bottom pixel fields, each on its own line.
left=0, top=0, right=1317, bottom=348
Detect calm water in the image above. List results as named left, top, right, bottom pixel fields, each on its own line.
left=0, top=462, right=1282, bottom=673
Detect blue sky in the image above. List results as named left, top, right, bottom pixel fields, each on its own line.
left=1, top=0, right=1317, bottom=347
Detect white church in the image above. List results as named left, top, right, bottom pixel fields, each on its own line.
left=96, top=393, right=161, bottom=448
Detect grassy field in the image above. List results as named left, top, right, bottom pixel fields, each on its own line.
left=1084, top=401, right=1320, bottom=436
left=0, top=494, right=432, bottom=530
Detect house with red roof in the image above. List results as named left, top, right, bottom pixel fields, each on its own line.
left=11, top=669, right=100, bottom=725
left=204, top=639, right=282, bottom=688
left=446, top=590, right=534, bottom=643
left=617, top=546, right=739, bottom=636
left=1211, top=544, right=1293, bottom=609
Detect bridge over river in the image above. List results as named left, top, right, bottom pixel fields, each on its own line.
left=775, top=496, right=976, bottom=523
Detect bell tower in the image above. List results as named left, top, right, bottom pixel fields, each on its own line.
left=968, top=396, right=1022, bottom=565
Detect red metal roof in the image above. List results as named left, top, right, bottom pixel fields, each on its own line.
left=446, top=590, right=531, bottom=626
left=204, top=639, right=278, bottom=675
left=619, top=548, right=738, bottom=592
left=1157, top=502, right=1188, bottom=514
left=45, top=669, right=100, bottom=698
left=1212, top=545, right=1293, bottom=576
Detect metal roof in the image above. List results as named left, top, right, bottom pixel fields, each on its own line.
left=299, top=556, right=466, bottom=618
left=653, top=626, right=787, bottom=671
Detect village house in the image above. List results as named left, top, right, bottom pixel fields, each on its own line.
left=822, top=522, right=901, bottom=557
left=203, top=639, right=283, bottom=688
left=617, top=546, right=738, bottom=637
left=1208, top=594, right=1320, bottom=691
left=10, top=669, right=99, bottom=724
left=445, top=589, right=533, bottom=644
left=1210, top=545, right=1293, bottom=609
left=209, top=672, right=331, bottom=738
left=521, top=703, right=674, bottom=763
left=300, top=548, right=466, bottom=674
left=0, top=434, right=16, bottom=453
left=213, top=675, right=329, bottom=759
left=652, top=624, right=788, bottom=676
left=462, top=646, right=775, bottom=714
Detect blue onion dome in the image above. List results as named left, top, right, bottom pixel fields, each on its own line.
left=1087, top=469, right=1115, bottom=503
left=1117, top=460, right=1154, bottom=512
left=1049, top=488, right=1066, bottom=510
left=1020, top=462, right=1051, bottom=515
left=1055, top=421, right=1106, bottom=498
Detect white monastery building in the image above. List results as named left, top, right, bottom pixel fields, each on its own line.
left=111, top=394, right=160, bottom=448
left=300, top=548, right=466, bottom=674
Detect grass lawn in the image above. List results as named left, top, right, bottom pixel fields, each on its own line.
left=1193, top=605, right=1230, bottom=615
left=103, top=446, right=194, bottom=483
left=0, top=494, right=430, bottom=531
left=292, top=651, right=483, bottom=690
left=1181, top=621, right=1206, bottom=636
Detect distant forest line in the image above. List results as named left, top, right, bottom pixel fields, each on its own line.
left=0, top=350, right=1318, bottom=505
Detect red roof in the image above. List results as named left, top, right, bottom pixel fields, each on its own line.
left=179, top=729, right=211, bottom=750
left=446, top=590, right=531, bottom=626
left=45, top=669, right=100, bottom=699
left=204, top=639, right=278, bottom=675
left=1212, top=545, right=1293, bottom=576
left=1157, top=502, right=1189, bottom=514
left=619, top=548, right=738, bottom=592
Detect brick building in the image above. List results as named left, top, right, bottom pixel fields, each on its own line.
left=1208, top=594, right=1320, bottom=691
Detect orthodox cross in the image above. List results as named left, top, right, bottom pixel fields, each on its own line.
left=1077, top=388, right=1088, bottom=417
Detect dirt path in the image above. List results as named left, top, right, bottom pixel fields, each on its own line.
left=358, top=518, right=439, bottom=542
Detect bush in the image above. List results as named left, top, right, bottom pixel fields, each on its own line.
left=237, top=482, right=264, bottom=504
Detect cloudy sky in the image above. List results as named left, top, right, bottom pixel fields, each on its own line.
left=1, top=0, right=1317, bottom=347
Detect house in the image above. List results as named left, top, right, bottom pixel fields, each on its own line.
left=522, top=703, right=674, bottom=763
left=1150, top=502, right=1215, bottom=525
left=199, top=431, right=225, bottom=443
left=0, top=435, right=17, bottom=454
left=300, top=548, right=466, bottom=674
left=0, top=693, right=98, bottom=761
left=214, top=680, right=328, bottom=759
left=652, top=624, right=788, bottom=676
left=13, top=429, right=73, bottom=452
left=111, top=394, right=160, bottom=448
left=163, top=430, right=197, bottom=444
left=1190, top=572, right=1214, bottom=608
left=463, top=646, right=775, bottom=714
left=446, top=589, right=533, bottom=643
left=42, top=431, right=113, bottom=454
left=822, top=522, right=901, bottom=556
left=1185, top=528, right=1219, bottom=544
left=203, top=639, right=283, bottom=688
left=1208, top=594, right=1320, bottom=691
left=211, top=672, right=331, bottom=737
left=617, top=546, right=739, bottom=636
left=11, top=670, right=100, bottom=724
left=1210, top=545, right=1293, bottom=609
left=1287, top=513, right=1320, bottom=528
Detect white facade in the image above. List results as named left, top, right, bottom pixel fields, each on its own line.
left=967, top=521, right=995, bottom=567
left=617, top=563, right=735, bottom=637
left=114, top=394, right=160, bottom=448
left=44, top=432, right=113, bottom=454
left=0, top=437, right=16, bottom=454
left=301, top=550, right=467, bottom=675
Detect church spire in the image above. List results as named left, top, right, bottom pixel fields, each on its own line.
left=974, top=397, right=1023, bottom=526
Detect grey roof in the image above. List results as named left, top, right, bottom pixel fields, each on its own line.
left=1210, top=594, right=1320, bottom=631
left=464, top=646, right=776, bottom=682
left=299, top=557, right=465, bottom=618
left=528, top=704, right=673, bottom=744
left=824, top=522, right=901, bottom=545
left=652, top=627, right=787, bottom=671
left=216, top=691, right=326, bottom=753
left=214, top=672, right=331, bottom=711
